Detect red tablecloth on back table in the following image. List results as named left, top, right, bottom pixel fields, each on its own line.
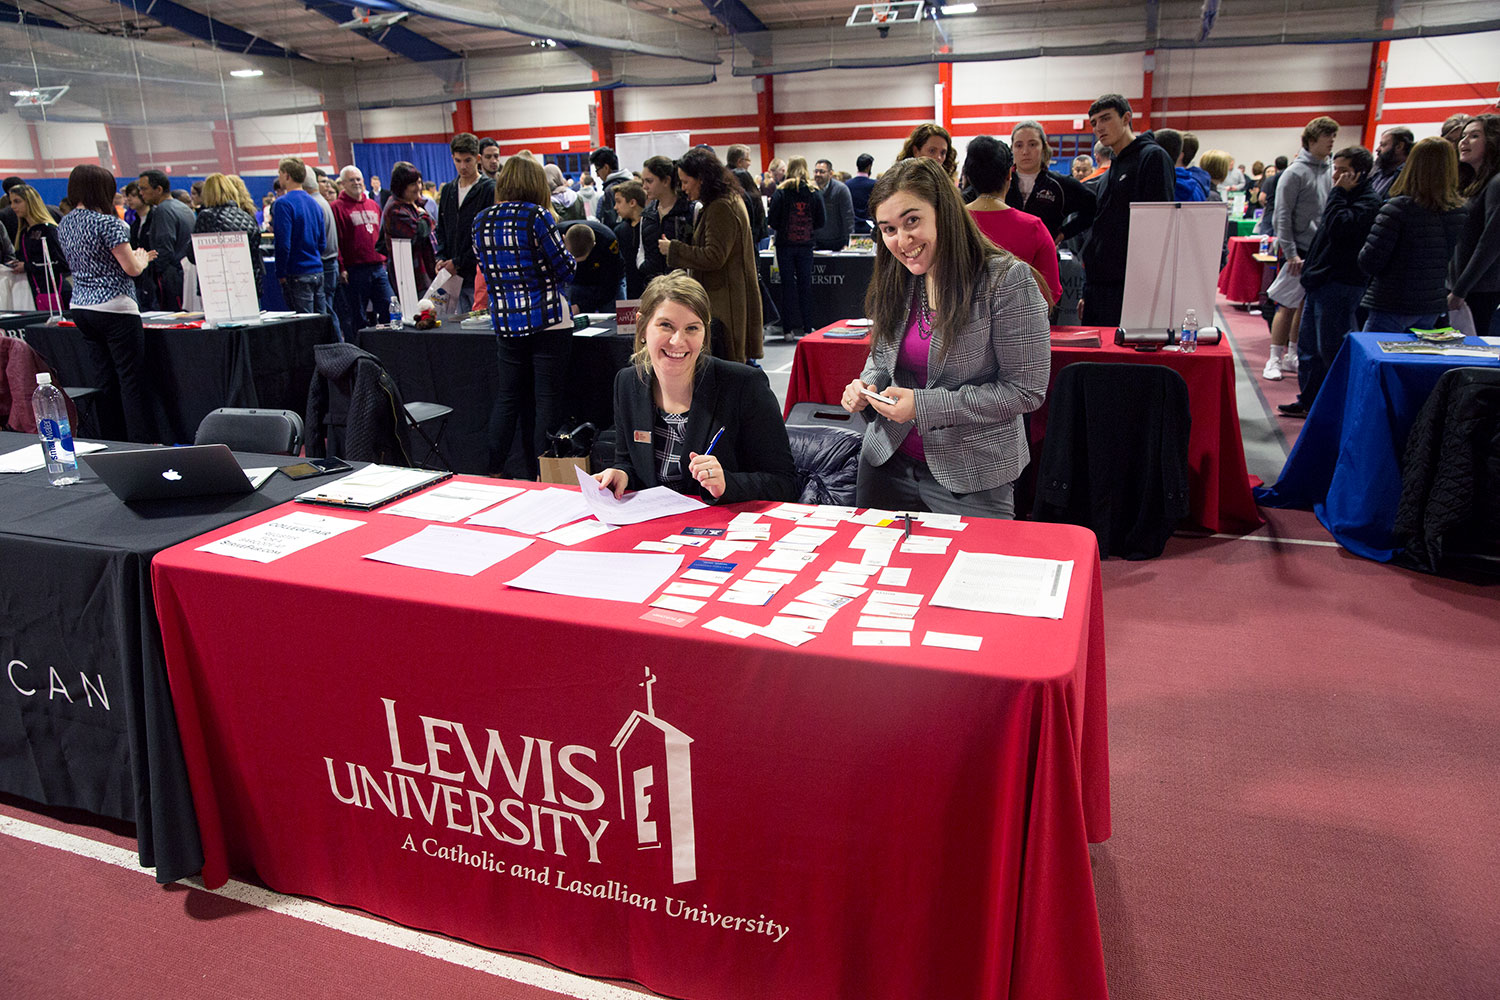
left=152, top=486, right=1110, bottom=1000
left=786, top=325, right=1263, bottom=533
left=1218, top=235, right=1268, bottom=303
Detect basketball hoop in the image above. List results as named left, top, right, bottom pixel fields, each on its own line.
left=846, top=2, right=925, bottom=29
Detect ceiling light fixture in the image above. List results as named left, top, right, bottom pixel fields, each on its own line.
left=230, top=68, right=264, bottom=78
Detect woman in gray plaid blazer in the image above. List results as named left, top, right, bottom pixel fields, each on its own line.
left=840, top=157, right=1051, bottom=518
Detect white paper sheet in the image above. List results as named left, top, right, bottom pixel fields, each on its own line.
left=381, top=481, right=524, bottom=523
left=665, top=582, right=719, bottom=598
left=870, top=590, right=923, bottom=606
left=572, top=465, right=708, bottom=525
left=779, top=601, right=839, bottom=621
left=744, top=569, right=797, bottom=585
left=853, top=631, right=910, bottom=646
left=923, top=631, right=983, bottom=651
left=635, top=540, right=682, bottom=552
left=364, top=525, right=532, bottom=576
left=703, top=616, right=759, bottom=639
left=770, top=616, right=824, bottom=633
left=862, top=602, right=918, bottom=619
left=757, top=550, right=819, bottom=572
left=467, top=488, right=590, bottom=534
left=540, top=519, right=618, bottom=546
left=191, top=231, right=260, bottom=323
left=931, top=551, right=1074, bottom=619
left=651, top=594, right=706, bottom=613
left=504, top=550, right=683, bottom=603
left=856, top=616, right=915, bottom=631
left=877, top=566, right=912, bottom=587
left=197, top=511, right=363, bottom=563
left=0, top=440, right=107, bottom=474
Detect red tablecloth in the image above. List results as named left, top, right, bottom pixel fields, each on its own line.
left=152, top=487, right=1110, bottom=1000
left=786, top=324, right=1263, bottom=533
left=1218, top=236, right=1267, bottom=303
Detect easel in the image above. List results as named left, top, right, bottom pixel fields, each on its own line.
left=1118, top=201, right=1228, bottom=348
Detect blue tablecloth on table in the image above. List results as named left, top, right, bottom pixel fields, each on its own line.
left=1255, top=332, right=1500, bottom=561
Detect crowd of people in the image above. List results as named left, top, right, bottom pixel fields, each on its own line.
left=11, top=91, right=1498, bottom=515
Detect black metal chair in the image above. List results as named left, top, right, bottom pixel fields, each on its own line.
left=305, top=343, right=452, bottom=470
left=60, top=387, right=101, bottom=437
left=194, top=407, right=304, bottom=456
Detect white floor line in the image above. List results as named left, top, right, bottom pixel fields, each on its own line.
left=0, top=813, right=648, bottom=1000
left=770, top=361, right=794, bottom=374
left=1209, top=532, right=1342, bottom=548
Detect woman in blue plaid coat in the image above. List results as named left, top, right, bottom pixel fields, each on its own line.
left=473, top=155, right=578, bottom=476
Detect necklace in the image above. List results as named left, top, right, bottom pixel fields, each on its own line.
left=914, top=280, right=935, bottom=341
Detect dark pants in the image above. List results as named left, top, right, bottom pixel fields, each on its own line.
left=72, top=308, right=163, bottom=443
left=1466, top=290, right=1500, bottom=337
left=777, top=243, right=815, bottom=335
left=321, top=258, right=344, bottom=341
left=1081, top=281, right=1125, bottom=327
left=487, top=329, right=573, bottom=476
left=345, top=262, right=394, bottom=329
left=282, top=272, right=323, bottom=314
left=856, top=449, right=1016, bottom=519
left=1295, top=281, right=1363, bottom=407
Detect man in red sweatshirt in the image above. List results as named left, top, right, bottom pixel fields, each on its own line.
left=333, top=165, right=395, bottom=329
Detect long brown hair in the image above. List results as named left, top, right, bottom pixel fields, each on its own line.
left=897, top=123, right=957, bottom=181
left=1459, top=114, right=1500, bottom=198
left=494, top=155, right=552, bottom=215
left=1390, top=137, right=1464, bottom=212
left=864, top=157, right=1014, bottom=364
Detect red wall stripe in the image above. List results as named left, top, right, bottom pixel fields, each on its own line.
left=617, top=113, right=756, bottom=133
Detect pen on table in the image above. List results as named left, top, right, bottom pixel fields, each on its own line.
left=704, top=426, right=725, bottom=455
left=903, top=512, right=913, bottom=539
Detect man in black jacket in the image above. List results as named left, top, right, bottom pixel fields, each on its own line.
left=1279, top=146, right=1382, bottom=417
left=435, top=132, right=495, bottom=311
left=1078, top=94, right=1175, bottom=326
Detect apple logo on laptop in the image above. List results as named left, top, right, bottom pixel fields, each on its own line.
left=162, top=469, right=183, bottom=481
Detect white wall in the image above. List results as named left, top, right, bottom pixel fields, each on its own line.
left=1383, top=30, right=1500, bottom=136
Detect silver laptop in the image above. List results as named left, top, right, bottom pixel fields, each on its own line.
left=82, top=445, right=256, bottom=502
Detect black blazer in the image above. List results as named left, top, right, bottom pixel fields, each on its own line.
left=610, top=356, right=798, bottom=504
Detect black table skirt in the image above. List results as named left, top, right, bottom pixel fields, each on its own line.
left=758, top=252, right=875, bottom=329
left=348, top=323, right=634, bottom=475
left=0, top=430, right=352, bottom=882
left=21, top=316, right=335, bottom=445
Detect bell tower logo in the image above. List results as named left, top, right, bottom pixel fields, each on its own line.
left=610, top=667, right=696, bottom=884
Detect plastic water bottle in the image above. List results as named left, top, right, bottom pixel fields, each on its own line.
left=389, top=295, right=403, bottom=328
left=1258, top=234, right=1270, bottom=256
left=32, top=373, right=79, bottom=486
left=1180, top=308, right=1199, bottom=354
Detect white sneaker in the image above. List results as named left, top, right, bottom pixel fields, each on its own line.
left=1280, top=351, right=1299, bottom=373
left=1262, top=357, right=1284, bottom=380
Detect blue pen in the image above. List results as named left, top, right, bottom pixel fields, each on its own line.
left=704, top=426, right=725, bottom=455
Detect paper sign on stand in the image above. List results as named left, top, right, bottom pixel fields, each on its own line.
left=190, top=232, right=260, bottom=323
left=616, top=299, right=640, bottom=338
left=391, top=238, right=419, bottom=322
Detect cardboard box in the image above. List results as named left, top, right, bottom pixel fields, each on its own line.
left=538, top=454, right=590, bottom=484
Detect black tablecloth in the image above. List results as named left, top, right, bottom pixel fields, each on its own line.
left=20, top=316, right=336, bottom=445
left=1, top=311, right=50, bottom=338
left=348, top=322, right=634, bottom=475
left=0, top=431, right=351, bottom=882
left=758, top=251, right=874, bottom=328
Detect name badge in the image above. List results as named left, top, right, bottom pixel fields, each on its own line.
left=633, top=430, right=652, bottom=444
